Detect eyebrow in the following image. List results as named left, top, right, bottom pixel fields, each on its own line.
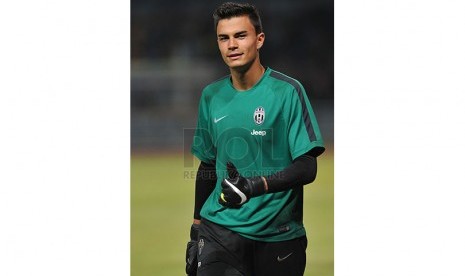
left=218, top=31, right=248, bottom=38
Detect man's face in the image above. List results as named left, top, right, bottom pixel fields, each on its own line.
left=216, top=15, right=264, bottom=71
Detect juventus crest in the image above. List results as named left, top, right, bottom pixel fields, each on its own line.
left=254, top=106, right=265, bottom=125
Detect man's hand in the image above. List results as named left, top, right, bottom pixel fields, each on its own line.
left=185, top=223, right=199, bottom=275
left=218, top=162, right=267, bottom=208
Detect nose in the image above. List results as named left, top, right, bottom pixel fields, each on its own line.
left=227, top=38, right=238, bottom=50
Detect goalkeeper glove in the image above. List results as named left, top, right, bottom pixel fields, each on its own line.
left=218, top=162, right=267, bottom=208
left=185, top=223, right=199, bottom=275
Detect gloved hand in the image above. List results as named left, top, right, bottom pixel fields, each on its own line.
left=185, top=223, right=199, bottom=275
left=218, top=162, right=267, bottom=208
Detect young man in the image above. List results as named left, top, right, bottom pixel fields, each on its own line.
left=186, top=2, right=325, bottom=276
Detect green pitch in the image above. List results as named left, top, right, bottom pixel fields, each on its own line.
left=131, top=151, right=334, bottom=276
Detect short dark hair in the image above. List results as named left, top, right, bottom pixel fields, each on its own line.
left=213, top=2, right=263, bottom=34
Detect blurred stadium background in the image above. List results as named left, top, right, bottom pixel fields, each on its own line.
left=131, top=0, right=334, bottom=275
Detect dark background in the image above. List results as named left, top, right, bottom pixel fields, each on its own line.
left=131, top=0, right=334, bottom=151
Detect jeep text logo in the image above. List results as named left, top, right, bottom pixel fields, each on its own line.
left=250, top=129, right=266, bottom=136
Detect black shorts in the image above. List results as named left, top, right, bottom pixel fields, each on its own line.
left=197, top=219, right=307, bottom=276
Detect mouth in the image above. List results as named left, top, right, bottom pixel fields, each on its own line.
left=227, top=53, right=243, bottom=59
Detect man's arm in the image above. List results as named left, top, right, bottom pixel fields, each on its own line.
left=186, top=161, right=217, bottom=275
left=219, top=151, right=318, bottom=207
left=193, top=161, right=217, bottom=223
left=265, top=152, right=317, bottom=193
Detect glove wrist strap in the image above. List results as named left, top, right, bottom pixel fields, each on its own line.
left=190, top=223, right=199, bottom=241
left=249, top=176, right=266, bottom=197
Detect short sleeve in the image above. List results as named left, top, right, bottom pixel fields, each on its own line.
left=287, top=84, right=325, bottom=160
left=191, top=92, right=216, bottom=163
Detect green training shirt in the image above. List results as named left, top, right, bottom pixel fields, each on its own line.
left=191, top=67, right=325, bottom=242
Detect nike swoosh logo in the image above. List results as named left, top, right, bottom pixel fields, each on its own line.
left=224, top=179, right=247, bottom=204
left=214, top=115, right=228, bottom=123
left=277, top=252, right=293, bottom=262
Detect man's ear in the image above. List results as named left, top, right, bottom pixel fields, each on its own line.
left=256, top=32, right=265, bottom=50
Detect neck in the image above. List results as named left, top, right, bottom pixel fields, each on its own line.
left=230, top=59, right=265, bottom=91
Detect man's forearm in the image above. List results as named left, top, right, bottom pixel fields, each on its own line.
left=193, top=161, right=217, bottom=220
left=218, top=152, right=318, bottom=208
left=265, top=152, right=317, bottom=193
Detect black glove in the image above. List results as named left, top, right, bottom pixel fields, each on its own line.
left=185, top=223, right=199, bottom=275
left=218, top=162, right=266, bottom=208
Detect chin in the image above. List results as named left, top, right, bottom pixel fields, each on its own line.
left=227, top=61, right=253, bottom=72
